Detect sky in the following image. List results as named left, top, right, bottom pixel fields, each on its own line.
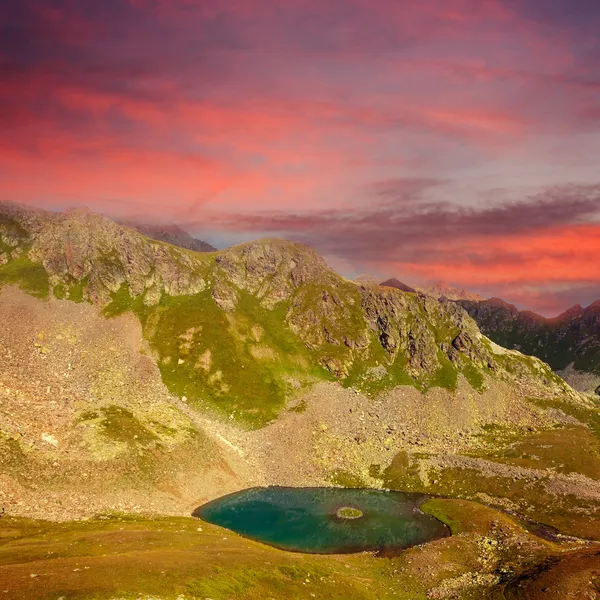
left=1, top=0, right=599, bottom=316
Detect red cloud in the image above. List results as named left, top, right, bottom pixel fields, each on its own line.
left=1, top=0, right=599, bottom=315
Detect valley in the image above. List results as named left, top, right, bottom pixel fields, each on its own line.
left=1, top=202, right=600, bottom=599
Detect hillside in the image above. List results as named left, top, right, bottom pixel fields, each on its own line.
left=0, top=202, right=575, bottom=427
left=2, top=201, right=600, bottom=599
left=458, top=297, right=600, bottom=378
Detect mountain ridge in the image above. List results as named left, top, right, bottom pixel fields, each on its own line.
left=0, top=200, right=575, bottom=428
left=458, top=297, right=600, bottom=375
left=418, top=281, right=484, bottom=301
left=380, top=277, right=416, bottom=293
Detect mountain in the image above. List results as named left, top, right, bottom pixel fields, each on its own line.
left=380, top=277, right=416, bottom=293
left=0, top=202, right=571, bottom=418
left=120, top=219, right=217, bottom=252
left=2, top=201, right=600, bottom=600
left=420, top=281, right=484, bottom=301
left=457, top=297, right=600, bottom=377
left=354, top=274, right=380, bottom=285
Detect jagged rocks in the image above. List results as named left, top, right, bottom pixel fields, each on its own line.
left=2, top=204, right=211, bottom=305
left=452, top=331, right=492, bottom=368
left=215, top=239, right=330, bottom=308
left=212, top=281, right=239, bottom=311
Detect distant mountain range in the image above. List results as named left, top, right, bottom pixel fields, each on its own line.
left=457, top=297, right=600, bottom=376
left=373, top=277, right=600, bottom=378
left=380, top=278, right=416, bottom=293
left=120, top=220, right=217, bottom=252
left=417, top=282, right=484, bottom=302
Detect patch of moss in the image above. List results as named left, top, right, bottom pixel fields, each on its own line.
left=369, top=464, right=383, bottom=479
left=0, top=253, right=49, bottom=298
left=426, top=350, right=459, bottom=392
left=102, top=284, right=146, bottom=318
left=53, top=276, right=86, bottom=302
left=337, top=506, right=364, bottom=519
left=81, top=405, right=159, bottom=447
left=462, top=363, right=486, bottom=392
left=329, top=469, right=367, bottom=488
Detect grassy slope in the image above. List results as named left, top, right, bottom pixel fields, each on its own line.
left=102, top=285, right=333, bottom=428
left=0, top=498, right=585, bottom=600
left=99, top=278, right=495, bottom=427
left=383, top=392, right=600, bottom=540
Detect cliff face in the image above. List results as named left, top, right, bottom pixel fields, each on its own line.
left=0, top=202, right=575, bottom=426
left=458, top=297, right=600, bottom=375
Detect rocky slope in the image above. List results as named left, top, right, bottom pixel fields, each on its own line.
left=458, top=297, right=600, bottom=377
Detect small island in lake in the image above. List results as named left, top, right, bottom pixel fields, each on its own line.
left=336, top=506, right=364, bottom=519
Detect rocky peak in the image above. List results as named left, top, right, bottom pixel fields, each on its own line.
left=1, top=202, right=208, bottom=305
left=214, top=239, right=333, bottom=309
left=380, top=278, right=416, bottom=293
left=419, top=281, right=484, bottom=301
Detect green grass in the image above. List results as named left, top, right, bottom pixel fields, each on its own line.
left=0, top=253, right=49, bottom=298
left=337, top=507, right=364, bottom=519
left=329, top=469, right=368, bottom=488
left=80, top=405, right=160, bottom=447
left=383, top=439, right=600, bottom=540
left=102, top=286, right=332, bottom=428
left=528, top=396, right=600, bottom=438
left=0, top=515, right=414, bottom=600
left=426, top=350, right=459, bottom=391
left=462, top=363, right=486, bottom=392
left=53, top=276, right=86, bottom=302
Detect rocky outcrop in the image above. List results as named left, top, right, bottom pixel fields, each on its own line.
left=1, top=204, right=209, bottom=305
left=215, top=239, right=332, bottom=309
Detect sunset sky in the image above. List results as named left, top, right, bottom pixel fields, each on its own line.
left=1, top=0, right=599, bottom=315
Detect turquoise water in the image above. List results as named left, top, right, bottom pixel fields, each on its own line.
left=193, top=487, right=450, bottom=554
